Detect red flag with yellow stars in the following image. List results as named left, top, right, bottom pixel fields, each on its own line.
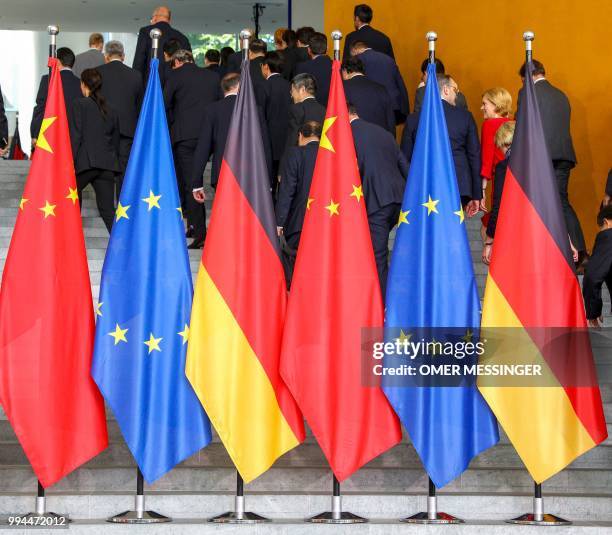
left=0, top=58, right=108, bottom=488
left=279, top=60, right=401, bottom=481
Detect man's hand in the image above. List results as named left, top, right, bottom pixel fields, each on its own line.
left=193, top=189, right=206, bottom=203
left=482, top=243, right=493, bottom=265
left=587, top=317, right=603, bottom=329
left=277, top=226, right=284, bottom=237
left=465, top=200, right=479, bottom=218
left=604, top=194, right=611, bottom=206
left=0, top=146, right=8, bottom=158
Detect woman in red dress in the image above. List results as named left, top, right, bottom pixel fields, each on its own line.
left=479, top=87, right=512, bottom=242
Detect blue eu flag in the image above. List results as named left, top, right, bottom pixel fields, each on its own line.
left=383, top=64, right=498, bottom=488
left=92, top=58, right=212, bottom=483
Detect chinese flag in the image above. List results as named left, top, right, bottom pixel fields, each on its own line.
left=0, top=58, right=108, bottom=488
left=279, top=60, right=401, bottom=481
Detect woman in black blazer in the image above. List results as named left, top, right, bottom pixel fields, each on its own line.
left=69, top=68, right=120, bottom=232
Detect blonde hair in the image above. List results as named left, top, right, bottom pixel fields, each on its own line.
left=494, top=121, right=516, bottom=149
left=274, top=28, right=288, bottom=46
left=482, top=87, right=513, bottom=117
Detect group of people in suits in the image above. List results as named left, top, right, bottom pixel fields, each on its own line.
left=23, top=3, right=608, bottom=305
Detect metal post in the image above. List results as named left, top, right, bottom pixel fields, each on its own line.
left=240, top=29, right=251, bottom=62
left=402, top=477, right=463, bottom=524
left=5, top=480, right=69, bottom=524
left=426, top=31, right=437, bottom=64
left=47, top=25, right=59, bottom=78
left=506, top=480, right=571, bottom=525
left=150, top=28, right=162, bottom=59
left=252, top=3, right=265, bottom=39
left=523, top=30, right=534, bottom=65
left=331, top=30, right=342, bottom=61
left=307, top=473, right=367, bottom=524
left=208, top=471, right=270, bottom=523
left=107, top=467, right=170, bottom=523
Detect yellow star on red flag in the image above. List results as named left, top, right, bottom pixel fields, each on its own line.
left=307, top=198, right=315, bottom=210
left=39, top=201, right=57, bottom=219
left=36, top=117, right=57, bottom=154
left=325, top=199, right=340, bottom=217
left=66, top=187, right=79, bottom=205
left=350, top=184, right=363, bottom=203
left=320, top=117, right=337, bottom=153
left=19, top=198, right=29, bottom=210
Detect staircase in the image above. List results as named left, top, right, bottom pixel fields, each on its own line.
left=0, top=160, right=610, bottom=532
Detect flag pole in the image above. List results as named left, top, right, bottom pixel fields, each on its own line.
left=504, top=35, right=571, bottom=528
left=106, top=30, right=172, bottom=526
left=401, top=32, right=463, bottom=526
left=307, top=31, right=370, bottom=526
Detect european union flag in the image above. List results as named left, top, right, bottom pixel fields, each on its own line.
left=383, top=63, right=498, bottom=488
left=92, top=58, right=212, bottom=483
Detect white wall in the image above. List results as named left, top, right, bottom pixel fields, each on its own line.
left=291, top=0, right=324, bottom=31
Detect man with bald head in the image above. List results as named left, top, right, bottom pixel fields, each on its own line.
left=132, top=5, right=191, bottom=82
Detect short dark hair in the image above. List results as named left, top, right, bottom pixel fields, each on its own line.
left=249, top=39, right=267, bottom=55
left=262, top=51, right=284, bottom=74
left=57, top=47, right=75, bottom=68
left=171, top=49, right=194, bottom=65
left=296, top=26, right=315, bottom=46
left=291, top=73, right=317, bottom=95
left=342, top=56, right=365, bottom=75
left=346, top=101, right=358, bottom=115
left=282, top=29, right=297, bottom=48
left=421, top=57, right=445, bottom=75
left=309, top=33, right=327, bottom=56
left=220, top=46, right=235, bottom=66
left=350, top=40, right=369, bottom=53
left=163, top=38, right=182, bottom=57
left=519, top=59, right=545, bottom=78
left=205, top=49, right=220, bottom=63
left=221, top=72, right=240, bottom=93
left=597, top=204, right=612, bottom=227
left=354, top=4, right=373, bottom=23
left=299, top=120, right=322, bottom=139
left=89, top=33, right=104, bottom=47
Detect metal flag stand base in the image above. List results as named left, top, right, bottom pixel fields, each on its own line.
left=12, top=482, right=71, bottom=524
left=209, top=471, right=270, bottom=524
left=107, top=468, right=171, bottom=524
left=506, top=482, right=571, bottom=526
left=401, top=478, right=463, bottom=524
left=307, top=475, right=368, bottom=524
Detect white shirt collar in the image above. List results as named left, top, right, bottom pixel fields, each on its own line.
left=358, top=24, right=370, bottom=30
left=534, top=77, right=546, bottom=84
left=225, top=91, right=238, bottom=98
left=267, top=72, right=280, bottom=79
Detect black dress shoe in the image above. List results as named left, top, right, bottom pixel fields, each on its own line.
left=188, top=237, right=205, bottom=249
left=185, top=226, right=194, bottom=239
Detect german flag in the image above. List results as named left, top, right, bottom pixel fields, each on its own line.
left=186, top=59, right=304, bottom=482
left=478, top=61, right=607, bottom=483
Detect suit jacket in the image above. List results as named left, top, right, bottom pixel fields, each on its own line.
left=191, top=94, right=272, bottom=189
left=284, top=97, right=326, bottom=158
left=205, top=64, right=220, bottom=74
left=356, top=48, right=409, bottom=118
left=294, top=55, right=332, bottom=106
left=73, top=48, right=105, bottom=77
left=279, top=46, right=308, bottom=80
left=486, top=154, right=510, bottom=239
left=132, top=21, right=191, bottom=81
left=249, top=56, right=267, bottom=104
left=343, top=25, right=395, bottom=59
left=582, top=228, right=612, bottom=320
left=96, top=60, right=143, bottom=139
left=344, top=75, right=395, bottom=134
left=69, top=97, right=120, bottom=174
left=401, top=100, right=481, bottom=200
left=276, top=141, right=319, bottom=244
left=226, top=50, right=244, bottom=74
left=351, top=118, right=407, bottom=214
left=414, top=85, right=468, bottom=113
left=0, top=85, right=7, bottom=148
left=163, top=62, right=220, bottom=143
left=606, top=169, right=612, bottom=198
left=261, top=74, right=292, bottom=161
left=518, top=79, right=576, bottom=164
left=31, top=69, right=82, bottom=138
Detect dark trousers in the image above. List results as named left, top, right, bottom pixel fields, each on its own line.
left=554, top=160, right=586, bottom=252
left=115, top=135, right=133, bottom=203
left=368, top=203, right=401, bottom=298
left=77, top=168, right=116, bottom=233
left=174, top=138, right=206, bottom=240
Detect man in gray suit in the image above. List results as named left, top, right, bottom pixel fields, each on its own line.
left=73, top=33, right=105, bottom=78
left=518, top=59, right=586, bottom=262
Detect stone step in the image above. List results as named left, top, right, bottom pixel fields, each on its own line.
left=0, top=493, right=610, bottom=523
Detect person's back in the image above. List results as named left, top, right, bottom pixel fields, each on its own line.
left=343, top=4, right=394, bottom=59
left=294, top=32, right=332, bottom=106
left=73, top=33, right=105, bottom=77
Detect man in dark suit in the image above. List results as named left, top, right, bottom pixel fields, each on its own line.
left=276, top=120, right=321, bottom=287
left=191, top=73, right=272, bottom=248
left=343, top=4, right=394, bottom=59
left=73, top=33, right=105, bottom=77
left=294, top=32, right=332, bottom=106
left=583, top=205, right=612, bottom=328
left=284, top=73, right=326, bottom=159
left=226, top=30, right=254, bottom=74
left=204, top=49, right=220, bottom=73
left=0, top=84, right=8, bottom=156
left=518, top=59, right=586, bottom=260
left=279, top=28, right=311, bottom=81
left=349, top=106, right=408, bottom=295
left=260, top=51, right=292, bottom=189
left=350, top=40, right=409, bottom=124
left=401, top=74, right=481, bottom=216
left=31, top=47, right=82, bottom=146
left=96, top=40, right=144, bottom=200
left=132, top=5, right=191, bottom=82
left=413, top=58, right=467, bottom=113
left=164, top=49, right=220, bottom=244
left=342, top=57, right=395, bottom=135
left=248, top=39, right=267, bottom=103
